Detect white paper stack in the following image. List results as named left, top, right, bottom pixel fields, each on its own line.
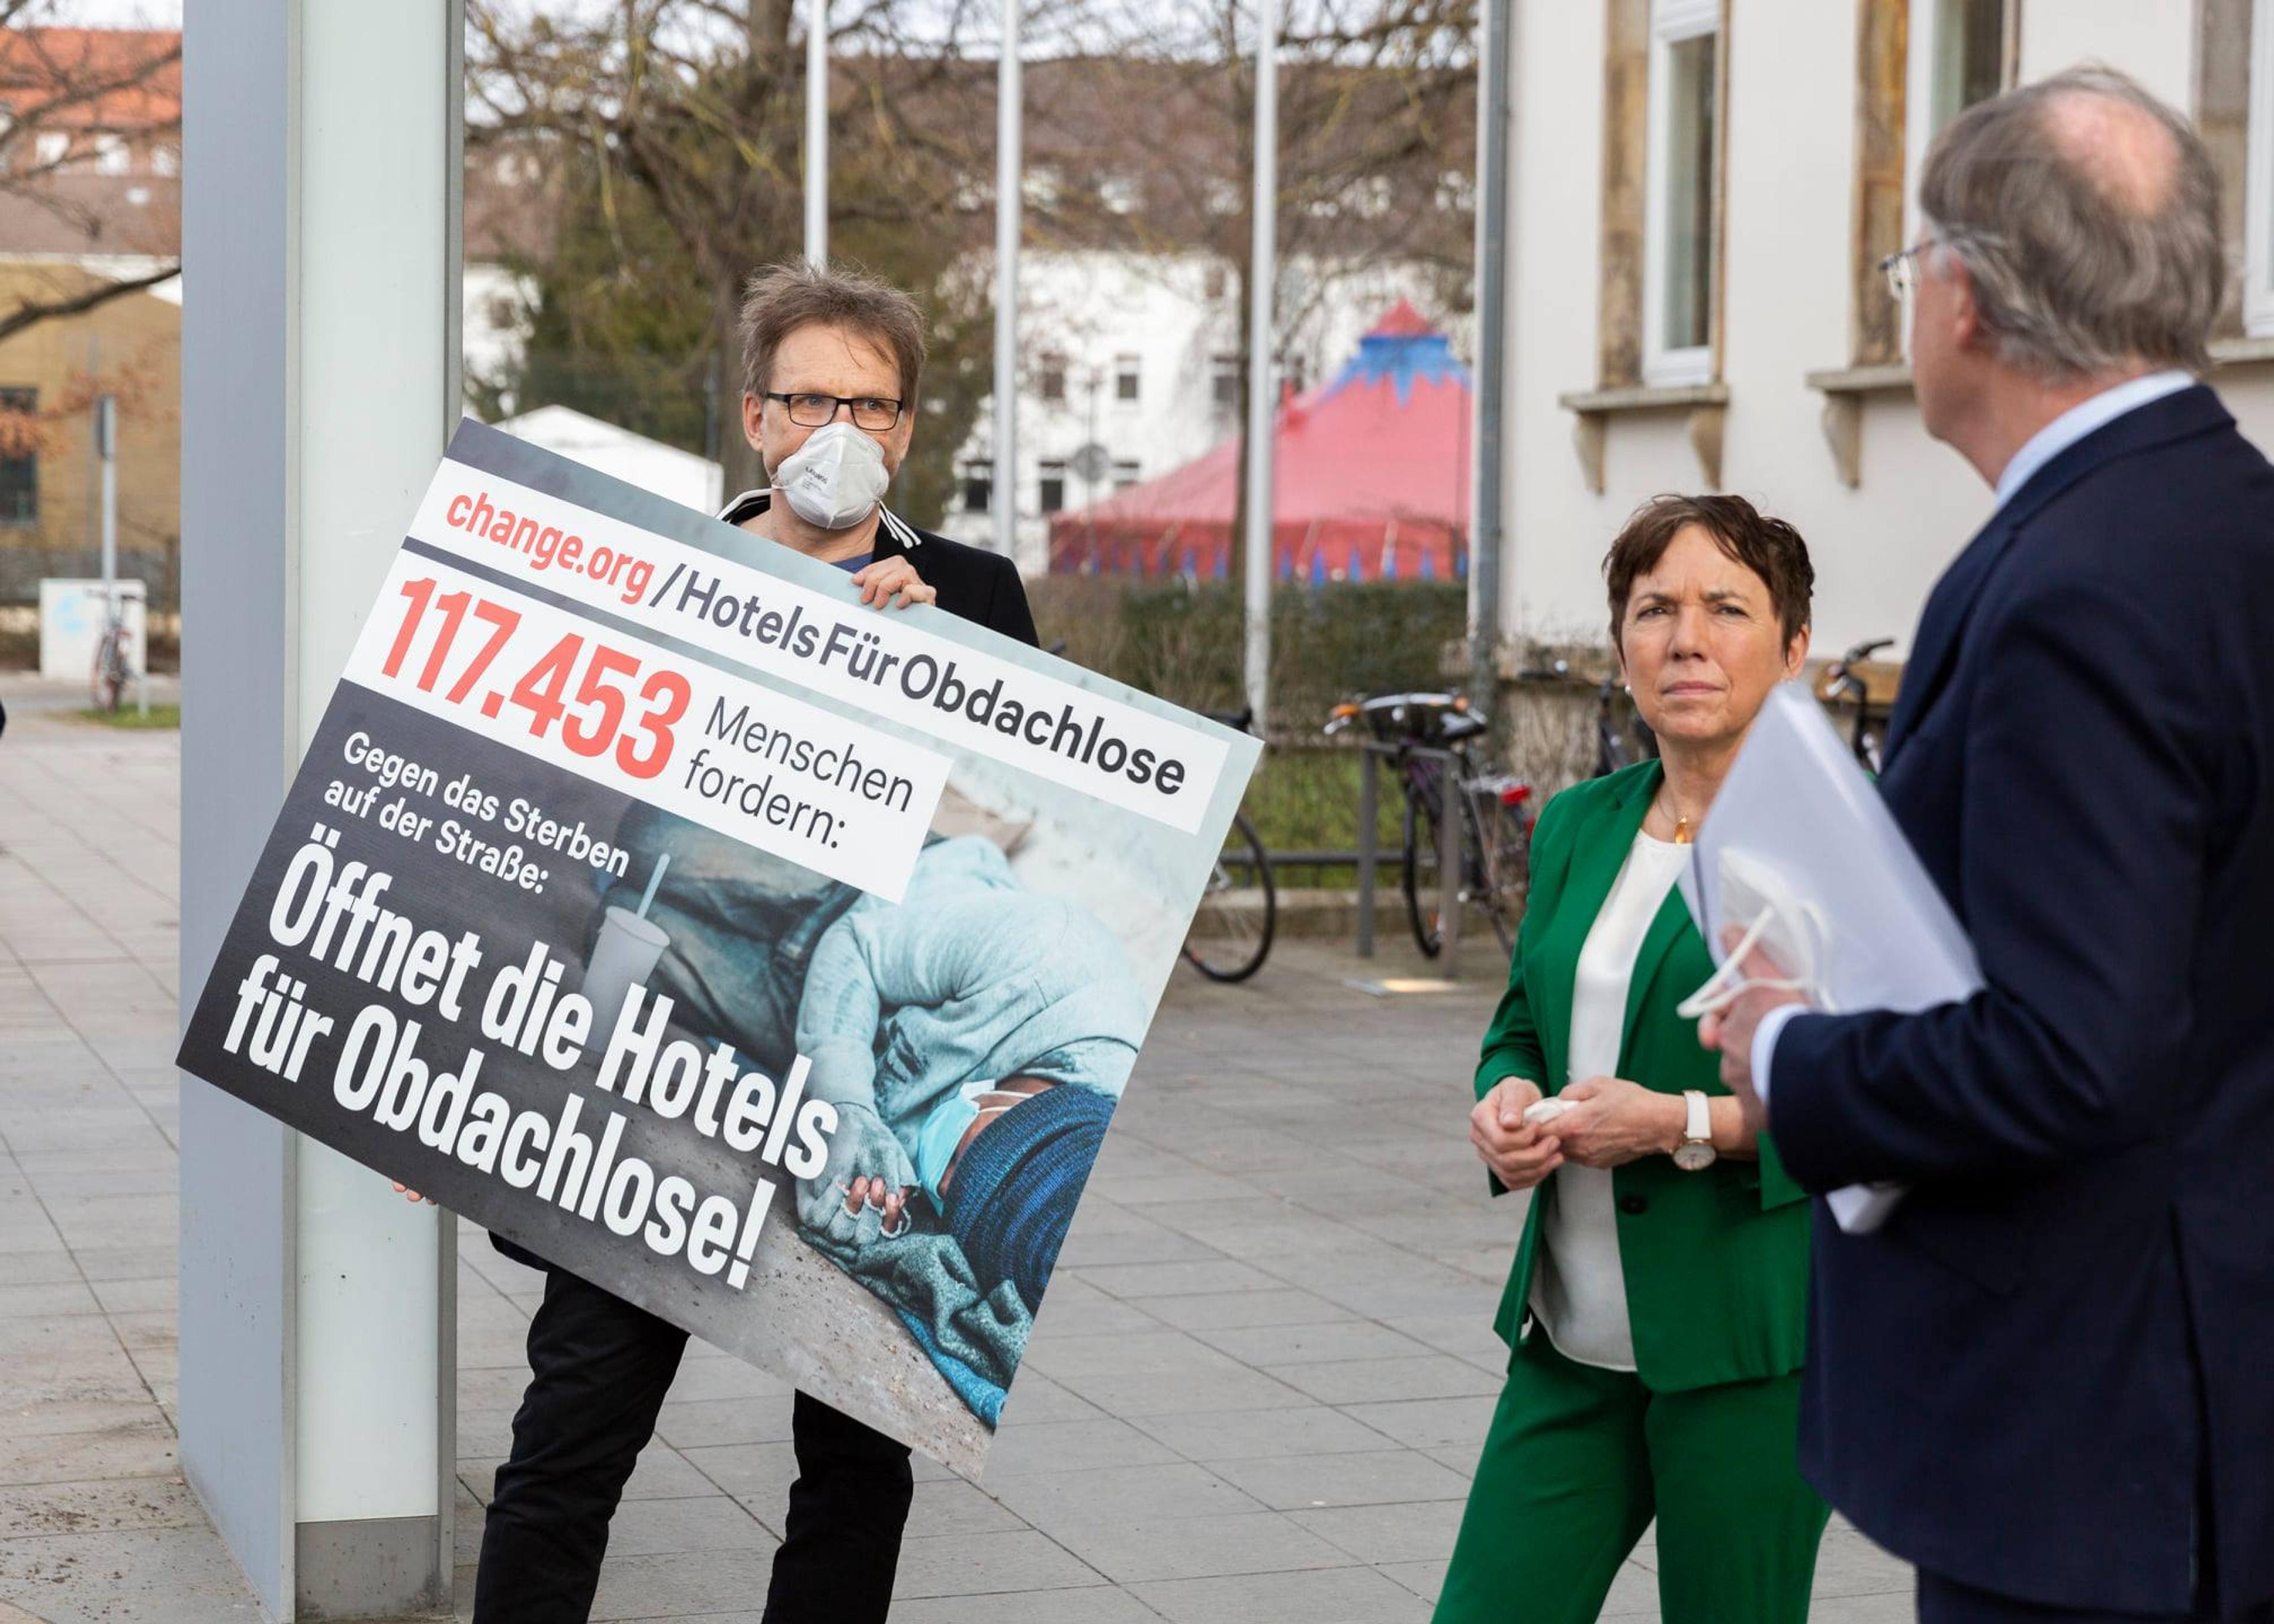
left=1674, top=683, right=1984, bottom=1234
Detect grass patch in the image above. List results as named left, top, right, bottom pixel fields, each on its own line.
left=1244, top=747, right=1406, bottom=857
left=71, top=703, right=180, bottom=730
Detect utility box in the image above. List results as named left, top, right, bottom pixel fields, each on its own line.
left=39, top=577, right=146, bottom=683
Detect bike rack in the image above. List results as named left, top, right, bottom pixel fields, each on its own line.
left=1354, top=739, right=1469, bottom=970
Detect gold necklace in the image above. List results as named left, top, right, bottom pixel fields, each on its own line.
left=1656, top=786, right=1697, bottom=845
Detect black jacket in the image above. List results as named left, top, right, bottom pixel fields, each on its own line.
left=717, top=491, right=1040, bottom=648
left=1772, top=386, right=2274, bottom=1613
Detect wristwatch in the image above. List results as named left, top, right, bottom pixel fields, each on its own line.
left=1673, top=1090, right=1717, bottom=1171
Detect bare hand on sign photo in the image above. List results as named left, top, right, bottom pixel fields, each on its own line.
left=845, top=1175, right=915, bottom=1237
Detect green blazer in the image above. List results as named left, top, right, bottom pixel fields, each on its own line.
left=1476, top=760, right=1810, bottom=1393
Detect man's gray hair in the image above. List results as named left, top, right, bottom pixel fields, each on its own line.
left=1920, top=66, right=2224, bottom=379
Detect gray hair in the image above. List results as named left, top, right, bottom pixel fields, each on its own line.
left=1919, top=66, right=2224, bottom=379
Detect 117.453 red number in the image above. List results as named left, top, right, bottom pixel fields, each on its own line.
left=380, top=576, right=691, bottom=780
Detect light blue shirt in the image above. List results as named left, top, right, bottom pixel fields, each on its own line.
left=1752, top=369, right=2198, bottom=1111
left=1991, top=369, right=2194, bottom=510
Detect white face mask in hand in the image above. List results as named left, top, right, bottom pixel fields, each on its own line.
left=772, top=420, right=891, bottom=530
left=1676, top=847, right=1836, bottom=1019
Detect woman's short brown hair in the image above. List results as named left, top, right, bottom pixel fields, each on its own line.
left=1603, top=493, right=1814, bottom=650
left=738, top=260, right=927, bottom=404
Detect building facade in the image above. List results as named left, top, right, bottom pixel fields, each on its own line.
left=0, top=262, right=181, bottom=606
left=1492, top=0, right=2274, bottom=663
left=0, top=26, right=182, bottom=611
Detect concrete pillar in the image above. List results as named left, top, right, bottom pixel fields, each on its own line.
left=179, top=4, right=462, bottom=1615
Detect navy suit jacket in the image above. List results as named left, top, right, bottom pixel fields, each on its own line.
left=1771, top=385, right=2274, bottom=1613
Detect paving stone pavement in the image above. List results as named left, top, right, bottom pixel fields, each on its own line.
left=0, top=695, right=1918, bottom=1622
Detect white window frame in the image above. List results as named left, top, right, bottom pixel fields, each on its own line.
left=2247, top=0, right=2274, bottom=335
left=1903, top=0, right=2012, bottom=262
left=1641, top=0, right=1720, bottom=387
left=1113, top=352, right=1141, bottom=403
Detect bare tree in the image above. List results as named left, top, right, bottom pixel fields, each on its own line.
left=0, top=4, right=181, bottom=342
left=464, top=0, right=1472, bottom=532
left=465, top=0, right=1009, bottom=505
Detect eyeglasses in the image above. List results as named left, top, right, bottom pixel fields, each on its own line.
left=765, top=391, right=905, bottom=432
left=1879, top=227, right=2002, bottom=303
left=1878, top=243, right=1930, bottom=303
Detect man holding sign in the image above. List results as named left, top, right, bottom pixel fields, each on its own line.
left=442, top=263, right=1042, bottom=1623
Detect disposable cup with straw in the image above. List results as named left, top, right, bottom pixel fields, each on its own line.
left=582, top=854, right=672, bottom=1038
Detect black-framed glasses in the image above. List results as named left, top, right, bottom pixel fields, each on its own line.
left=1879, top=227, right=2002, bottom=302
left=764, top=391, right=904, bottom=431
left=1878, top=244, right=1929, bottom=303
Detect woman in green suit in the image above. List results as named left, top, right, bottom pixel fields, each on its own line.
left=1434, top=494, right=1827, bottom=1624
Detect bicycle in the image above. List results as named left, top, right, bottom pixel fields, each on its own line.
left=1326, top=692, right=1533, bottom=958
left=89, top=587, right=137, bottom=714
left=1592, top=674, right=1658, bottom=776
left=1513, top=660, right=1658, bottom=778
left=1814, top=636, right=1894, bottom=773
left=1180, top=706, right=1277, bottom=983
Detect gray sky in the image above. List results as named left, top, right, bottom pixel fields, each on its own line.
left=38, top=0, right=181, bottom=24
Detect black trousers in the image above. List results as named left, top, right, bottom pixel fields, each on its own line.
left=473, top=1266, right=914, bottom=1623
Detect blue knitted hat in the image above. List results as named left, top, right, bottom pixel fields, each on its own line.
left=940, top=1082, right=1115, bottom=1312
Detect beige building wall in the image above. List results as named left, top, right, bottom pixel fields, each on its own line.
left=1498, top=0, right=2274, bottom=665
left=0, top=263, right=183, bottom=606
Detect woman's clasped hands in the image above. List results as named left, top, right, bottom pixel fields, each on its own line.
left=1540, top=1075, right=1686, bottom=1169
left=1469, top=1078, right=1562, bottom=1190
left=1470, top=1074, right=1685, bottom=1186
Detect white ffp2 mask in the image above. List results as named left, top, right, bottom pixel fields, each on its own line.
left=772, top=420, right=891, bottom=530
left=1676, top=848, right=1836, bottom=1020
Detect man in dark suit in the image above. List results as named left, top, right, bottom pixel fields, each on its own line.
left=467, top=262, right=1039, bottom=1623
left=1702, top=69, right=2274, bottom=1624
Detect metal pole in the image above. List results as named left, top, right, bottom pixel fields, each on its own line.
left=1469, top=0, right=1512, bottom=707
left=98, top=393, right=118, bottom=615
left=1242, top=0, right=1279, bottom=731
left=993, top=0, right=1021, bottom=562
left=1437, top=762, right=1464, bottom=969
left=804, top=0, right=828, bottom=266
left=98, top=395, right=141, bottom=716
left=1356, top=745, right=1378, bottom=957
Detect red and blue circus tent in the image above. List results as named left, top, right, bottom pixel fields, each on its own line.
left=1046, top=300, right=1472, bottom=583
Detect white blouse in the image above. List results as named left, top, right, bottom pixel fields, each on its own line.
left=1528, top=829, right=1690, bottom=1371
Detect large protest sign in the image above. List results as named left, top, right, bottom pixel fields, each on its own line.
left=176, top=419, right=1260, bottom=1474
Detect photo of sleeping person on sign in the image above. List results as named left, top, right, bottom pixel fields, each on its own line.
left=795, top=834, right=1147, bottom=1294
left=605, top=809, right=1146, bottom=1425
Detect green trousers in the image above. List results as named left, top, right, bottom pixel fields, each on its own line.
left=1433, top=1333, right=1830, bottom=1624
